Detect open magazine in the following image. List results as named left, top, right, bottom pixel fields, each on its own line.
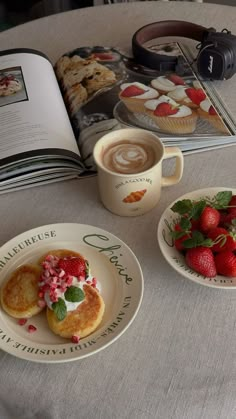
left=0, top=43, right=235, bottom=194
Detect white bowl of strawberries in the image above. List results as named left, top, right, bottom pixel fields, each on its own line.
left=157, top=188, right=236, bottom=288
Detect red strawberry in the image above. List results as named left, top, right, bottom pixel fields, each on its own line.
left=154, top=102, right=178, bottom=117
left=121, top=85, right=146, bottom=97
left=199, top=206, right=220, bottom=232
left=221, top=213, right=236, bottom=229
left=185, top=247, right=217, bottom=278
left=190, top=219, right=200, bottom=231
left=167, top=74, right=185, bottom=85
left=209, top=105, right=217, bottom=116
left=174, top=223, right=191, bottom=251
left=58, top=257, right=86, bottom=277
left=214, top=250, right=236, bottom=277
left=219, top=211, right=228, bottom=227
left=228, top=195, right=236, bottom=216
left=207, top=227, right=236, bottom=252
left=185, top=88, right=206, bottom=105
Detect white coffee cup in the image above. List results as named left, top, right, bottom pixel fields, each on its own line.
left=93, top=128, right=184, bottom=216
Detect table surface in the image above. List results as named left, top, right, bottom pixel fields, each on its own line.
left=1, top=2, right=236, bottom=419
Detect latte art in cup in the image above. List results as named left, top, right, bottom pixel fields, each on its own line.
left=102, top=141, right=156, bottom=174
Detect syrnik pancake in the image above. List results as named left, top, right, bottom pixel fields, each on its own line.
left=46, top=284, right=105, bottom=339
left=0, top=264, right=44, bottom=318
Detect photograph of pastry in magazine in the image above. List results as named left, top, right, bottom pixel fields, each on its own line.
left=55, top=42, right=236, bottom=172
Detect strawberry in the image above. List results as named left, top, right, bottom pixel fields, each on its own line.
left=221, top=213, right=236, bottom=229
left=185, top=88, right=206, bottom=105
left=173, top=223, right=191, bottom=251
left=228, top=195, right=236, bottom=216
left=219, top=211, right=228, bottom=227
left=214, top=250, right=236, bottom=277
left=167, top=74, right=185, bottom=85
left=209, top=105, right=217, bottom=116
left=58, top=257, right=86, bottom=277
left=199, top=206, right=220, bottom=232
left=207, top=227, right=236, bottom=252
left=185, top=247, right=217, bottom=278
left=121, top=85, right=146, bottom=97
left=190, top=219, right=200, bottom=231
left=154, top=102, right=178, bottom=117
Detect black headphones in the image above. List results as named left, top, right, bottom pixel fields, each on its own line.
left=132, top=20, right=236, bottom=80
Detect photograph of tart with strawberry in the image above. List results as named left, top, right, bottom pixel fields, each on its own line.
left=197, top=98, right=229, bottom=134
left=119, top=81, right=159, bottom=114
left=167, top=86, right=206, bottom=109
left=144, top=95, right=198, bottom=134
left=150, top=74, right=186, bottom=95
left=169, top=191, right=236, bottom=279
left=0, top=249, right=105, bottom=343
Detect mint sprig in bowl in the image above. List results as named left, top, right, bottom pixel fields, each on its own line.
left=157, top=187, right=236, bottom=289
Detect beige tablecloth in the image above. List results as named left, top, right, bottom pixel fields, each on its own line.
left=0, top=2, right=236, bottom=419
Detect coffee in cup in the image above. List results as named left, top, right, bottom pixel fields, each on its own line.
left=93, top=128, right=184, bottom=216
left=101, top=140, right=156, bottom=174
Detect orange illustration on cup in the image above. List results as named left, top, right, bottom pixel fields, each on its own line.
left=123, top=189, right=147, bottom=203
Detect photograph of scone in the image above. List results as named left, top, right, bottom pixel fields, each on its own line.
left=197, top=98, right=229, bottom=134
left=64, top=84, right=88, bottom=115
left=55, top=54, right=117, bottom=115
left=119, top=81, right=159, bottom=114
left=144, top=95, right=198, bottom=134
left=0, top=264, right=43, bottom=318
left=150, top=74, right=186, bottom=95
left=55, top=55, right=96, bottom=81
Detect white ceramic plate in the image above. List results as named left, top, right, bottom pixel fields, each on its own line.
left=157, top=187, right=236, bottom=289
left=0, top=224, right=143, bottom=363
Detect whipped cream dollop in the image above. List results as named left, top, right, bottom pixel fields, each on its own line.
left=192, top=80, right=202, bottom=89
left=120, top=82, right=158, bottom=99
left=39, top=254, right=98, bottom=312
left=199, top=98, right=211, bottom=113
left=151, top=76, right=176, bottom=92
left=144, top=95, right=192, bottom=118
left=102, top=140, right=155, bottom=174
left=167, top=86, right=191, bottom=103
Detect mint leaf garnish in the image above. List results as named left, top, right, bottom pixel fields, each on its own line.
left=64, top=286, right=84, bottom=303
left=52, top=298, right=67, bottom=321
left=212, top=191, right=232, bottom=209
left=171, top=199, right=193, bottom=215
left=182, top=230, right=213, bottom=248
left=180, top=217, right=191, bottom=231
left=191, top=200, right=206, bottom=220
left=171, top=230, right=188, bottom=240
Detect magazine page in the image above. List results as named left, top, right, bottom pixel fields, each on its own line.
left=55, top=44, right=236, bottom=172
left=0, top=49, right=82, bottom=169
